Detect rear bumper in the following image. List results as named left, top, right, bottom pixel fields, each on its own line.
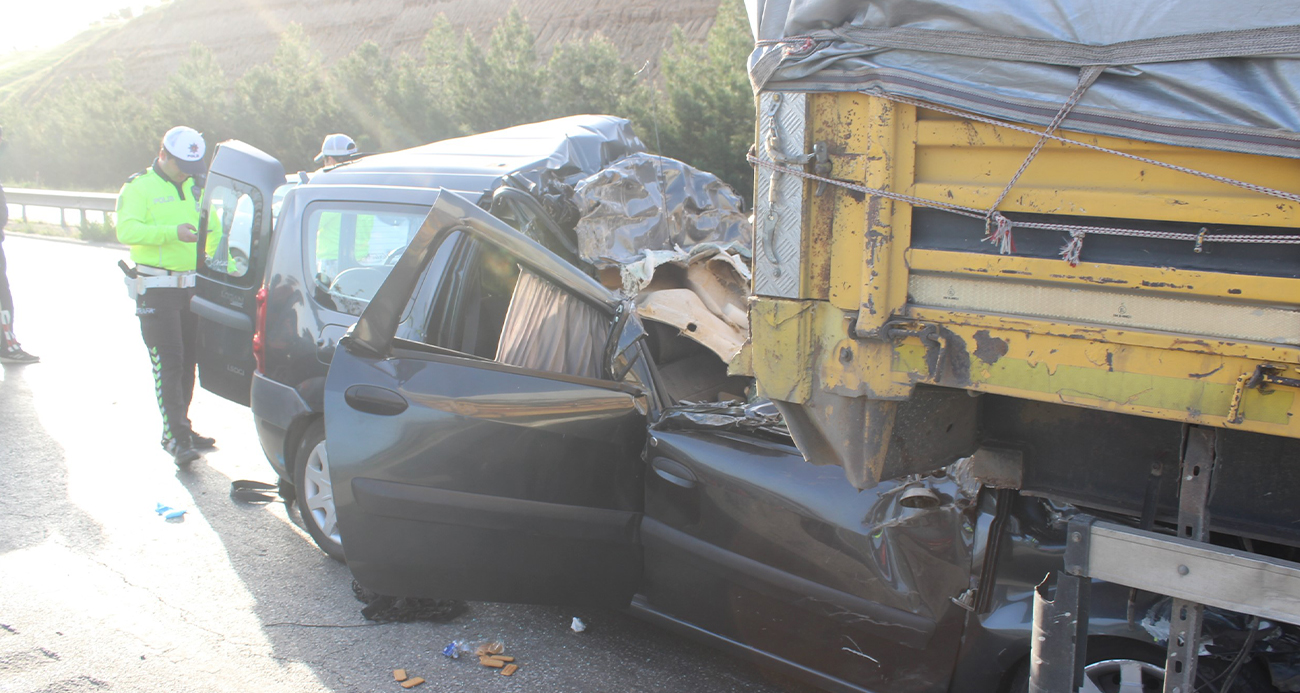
left=250, top=371, right=312, bottom=480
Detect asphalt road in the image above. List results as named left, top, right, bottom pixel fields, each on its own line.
left=0, top=234, right=795, bottom=693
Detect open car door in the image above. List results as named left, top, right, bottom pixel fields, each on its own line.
left=325, top=190, right=649, bottom=605
left=192, top=141, right=285, bottom=406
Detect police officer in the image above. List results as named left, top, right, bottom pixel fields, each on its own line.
left=0, top=125, right=39, bottom=365
left=314, top=133, right=358, bottom=167
left=312, top=134, right=371, bottom=284
left=116, top=126, right=215, bottom=466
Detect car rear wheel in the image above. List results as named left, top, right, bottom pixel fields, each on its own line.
left=294, top=420, right=345, bottom=562
left=1010, top=638, right=1165, bottom=693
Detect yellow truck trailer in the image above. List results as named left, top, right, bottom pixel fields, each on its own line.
left=742, top=2, right=1300, bottom=690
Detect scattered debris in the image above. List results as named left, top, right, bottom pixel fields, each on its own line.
left=392, top=670, right=407, bottom=682
left=229, top=479, right=279, bottom=504
left=502, top=663, right=519, bottom=677
left=441, top=641, right=466, bottom=659
left=154, top=503, right=186, bottom=520
left=351, top=581, right=466, bottom=623
left=653, top=400, right=788, bottom=439
left=571, top=617, right=587, bottom=633
left=480, top=656, right=506, bottom=669
left=399, top=677, right=425, bottom=689
left=474, top=641, right=505, bottom=657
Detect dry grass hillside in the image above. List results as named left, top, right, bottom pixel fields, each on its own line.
left=18, top=0, right=719, bottom=100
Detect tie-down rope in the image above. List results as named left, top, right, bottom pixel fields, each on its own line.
left=749, top=91, right=1300, bottom=266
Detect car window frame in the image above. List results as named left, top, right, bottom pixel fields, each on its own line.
left=197, top=174, right=264, bottom=288
left=299, top=198, right=433, bottom=318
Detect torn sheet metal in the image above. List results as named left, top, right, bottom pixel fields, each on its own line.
left=573, top=153, right=752, bottom=269
left=632, top=250, right=752, bottom=362
left=654, top=400, right=789, bottom=438
left=636, top=289, right=746, bottom=363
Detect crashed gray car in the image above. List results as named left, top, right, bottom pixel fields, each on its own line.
left=321, top=191, right=1297, bottom=693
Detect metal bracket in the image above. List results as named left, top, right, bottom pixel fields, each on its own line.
left=1063, top=514, right=1097, bottom=578
left=1029, top=572, right=1091, bottom=693
left=812, top=142, right=831, bottom=196
left=1164, top=427, right=1217, bottom=693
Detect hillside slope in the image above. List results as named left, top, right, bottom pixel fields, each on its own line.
left=12, top=0, right=718, bottom=102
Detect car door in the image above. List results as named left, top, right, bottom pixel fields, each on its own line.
left=192, top=140, right=285, bottom=406
left=326, top=189, right=648, bottom=606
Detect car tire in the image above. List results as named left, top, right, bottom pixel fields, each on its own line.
left=1008, top=637, right=1165, bottom=693
left=1008, top=636, right=1272, bottom=693
left=294, top=420, right=345, bottom=563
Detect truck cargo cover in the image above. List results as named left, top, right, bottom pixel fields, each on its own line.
left=746, top=0, right=1300, bottom=158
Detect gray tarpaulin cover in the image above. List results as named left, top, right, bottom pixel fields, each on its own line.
left=573, top=153, right=752, bottom=268
left=746, top=0, right=1300, bottom=158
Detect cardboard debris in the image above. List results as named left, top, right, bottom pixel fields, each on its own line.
left=480, top=656, right=506, bottom=669
left=392, top=669, right=407, bottom=682
left=399, top=677, right=425, bottom=689
left=502, top=663, right=519, bottom=676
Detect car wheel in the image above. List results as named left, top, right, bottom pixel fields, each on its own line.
left=294, top=420, right=345, bottom=562
left=1009, top=638, right=1165, bottom=693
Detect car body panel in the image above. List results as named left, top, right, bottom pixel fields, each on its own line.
left=641, top=428, right=969, bottom=693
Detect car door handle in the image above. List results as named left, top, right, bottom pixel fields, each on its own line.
left=651, top=457, right=697, bottom=489
left=344, top=385, right=408, bottom=416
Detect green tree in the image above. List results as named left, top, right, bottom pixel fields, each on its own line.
left=545, top=33, right=636, bottom=118
left=448, top=6, right=543, bottom=133
left=40, top=61, right=158, bottom=189
left=332, top=41, right=394, bottom=151
left=384, top=15, right=460, bottom=146
left=152, top=43, right=231, bottom=148
left=230, top=24, right=350, bottom=172
left=660, top=0, right=755, bottom=198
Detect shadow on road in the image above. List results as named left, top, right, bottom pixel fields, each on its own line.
left=171, top=458, right=792, bottom=693
left=0, top=365, right=105, bottom=556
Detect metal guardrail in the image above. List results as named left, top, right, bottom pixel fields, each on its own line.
left=6, top=188, right=118, bottom=227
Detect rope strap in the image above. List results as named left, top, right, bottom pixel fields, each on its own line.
left=746, top=155, right=1300, bottom=267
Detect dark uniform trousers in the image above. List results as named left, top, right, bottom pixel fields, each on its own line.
left=137, top=286, right=197, bottom=446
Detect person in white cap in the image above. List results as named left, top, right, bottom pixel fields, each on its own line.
left=312, top=133, right=370, bottom=280
left=314, top=133, right=358, bottom=168
left=115, top=125, right=215, bottom=467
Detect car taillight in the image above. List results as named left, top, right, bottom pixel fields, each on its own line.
left=252, top=286, right=268, bottom=374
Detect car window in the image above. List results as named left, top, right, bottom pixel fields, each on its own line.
left=203, top=180, right=260, bottom=281
left=416, top=240, right=610, bottom=380
left=304, top=201, right=428, bottom=316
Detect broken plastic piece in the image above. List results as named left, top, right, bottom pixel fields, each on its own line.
left=399, top=677, right=424, bottom=689
left=571, top=617, right=587, bottom=633
left=474, top=641, right=504, bottom=657
left=154, top=503, right=186, bottom=520
left=393, top=669, right=407, bottom=681
left=441, top=641, right=465, bottom=659
left=479, top=656, right=506, bottom=669
left=502, top=664, right=519, bottom=676
left=230, top=479, right=279, bottom=504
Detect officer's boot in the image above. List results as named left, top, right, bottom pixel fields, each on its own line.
left=0, top=310, right=39, bottom=364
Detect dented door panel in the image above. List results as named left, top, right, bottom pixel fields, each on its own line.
left=641, top=429, right=976, bottom=692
